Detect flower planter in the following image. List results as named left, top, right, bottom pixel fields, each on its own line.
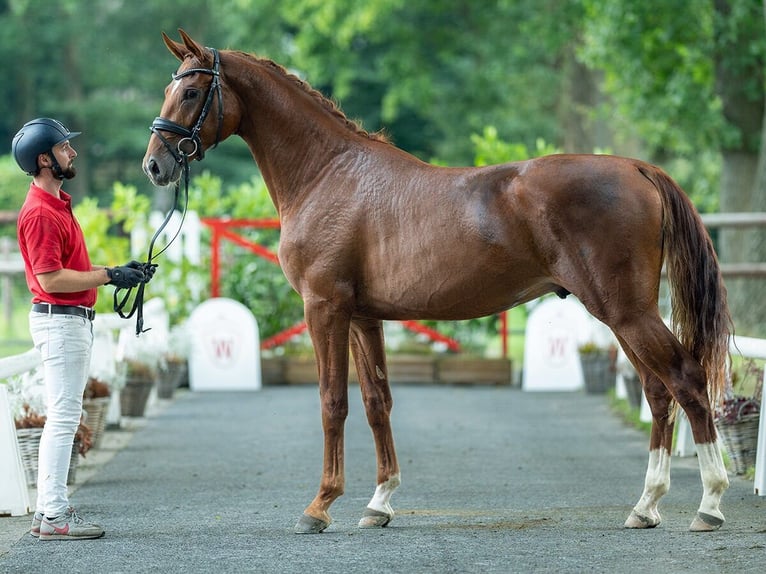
left=387, top=355, right=437, bottom=384
left=157, top=360, right=187, bottom=399
left=623, top=372, right=643, bottom=409
left=715, top=398, right=760, bottom=476
left=16, top=428, right=79, bottom=487
left=264, top=354, right=510, bottom=385
left=82, top=396, right=110, bottom=449
left=120, top=378, right=155, bottom=417
left=579, top=350, right=615, bottom=393
left=716, top=415, right=759, bottom=475
left=436, top=356, right=511, bottom=385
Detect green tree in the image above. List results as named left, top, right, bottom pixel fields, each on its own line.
left=217, top=0, right=600, bottom=164
left=580, top=0, right=766, bottom=334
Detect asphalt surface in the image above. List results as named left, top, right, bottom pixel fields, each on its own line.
left=1, top=385, right=764, bottom=574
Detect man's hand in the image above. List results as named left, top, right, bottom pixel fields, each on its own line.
left=126, top=260, right=158, bottom=283
left=106, top=265, right=145, bottom=289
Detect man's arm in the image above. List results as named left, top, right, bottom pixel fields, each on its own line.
left=36, top=268, right=110, bottom=293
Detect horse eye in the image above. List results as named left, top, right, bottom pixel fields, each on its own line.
left=183, top=88, right=199, bottom=101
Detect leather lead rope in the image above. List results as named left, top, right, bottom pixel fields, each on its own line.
left=113, top=159, right=190, bottom=335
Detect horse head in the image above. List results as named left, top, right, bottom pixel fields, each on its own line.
left=143, top=29, right=239, bottom=186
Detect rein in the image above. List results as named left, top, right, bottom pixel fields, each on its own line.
left=117, top=47, right=223, bottom=336
left=112, top=165, right=190, bottom=335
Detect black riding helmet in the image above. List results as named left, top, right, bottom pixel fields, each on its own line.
left=11, top=118, right=81, bottom=176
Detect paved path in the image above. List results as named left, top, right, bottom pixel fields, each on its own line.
left=1, top=386, right=764, bottom=573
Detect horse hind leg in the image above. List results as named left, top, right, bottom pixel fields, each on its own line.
left=615, top=320, right=728, bottom=531
left=619, top=339, right=674, bottom=529
left=350, top=317, right=401, bottom=528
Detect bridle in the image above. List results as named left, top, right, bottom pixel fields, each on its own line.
left=150, top=47, right=224, bottom=163
left=116, top=48, right=224, bottom=336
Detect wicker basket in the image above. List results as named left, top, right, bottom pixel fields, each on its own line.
left=82, top=397, right=110, bottom=449
left=157, top=360, right=186, bottom=399
left=120, top=379, right=154, bottom=417
left=716, top=413, right=760, bottom=475
left=623, top=372, right=643, bottom=409
left=16, top=427, right=80, bottom=486
left=579, top=350, right=615, bottom=394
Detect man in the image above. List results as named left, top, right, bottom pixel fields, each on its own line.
left=12, top=118, right=153, bottom=540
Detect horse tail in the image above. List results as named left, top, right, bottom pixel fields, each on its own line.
left=639, top=164, right=732, bottom=405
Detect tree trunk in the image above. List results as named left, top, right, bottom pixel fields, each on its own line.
left=713, top=0, right=766, bottom=336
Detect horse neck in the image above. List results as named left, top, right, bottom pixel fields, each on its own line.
left=228, top=56, right=367, bottom=214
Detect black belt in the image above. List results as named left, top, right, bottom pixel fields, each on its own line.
left=32, top=303, right=96, bottom=321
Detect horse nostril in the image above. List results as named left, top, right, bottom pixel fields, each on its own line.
left=145, top=157, right=159, bottom=177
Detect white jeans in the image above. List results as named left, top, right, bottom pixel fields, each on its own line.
left=29, top=311, right=93, bottom=517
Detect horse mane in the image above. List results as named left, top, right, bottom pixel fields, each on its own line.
left=230, top=50, right=389, bottom=144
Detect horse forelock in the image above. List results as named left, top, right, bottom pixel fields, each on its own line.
left=227, top=50, right=389, bottom=144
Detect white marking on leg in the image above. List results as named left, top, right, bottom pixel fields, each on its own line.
left=628, top=448, right=670, bottom=527
left=695, top=442, right=728, bottom=523
left=367, top=473, right=401, bottom=516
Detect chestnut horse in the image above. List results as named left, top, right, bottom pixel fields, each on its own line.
left=143, top=30, right=732, bottom=534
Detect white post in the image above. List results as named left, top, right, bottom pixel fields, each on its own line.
left=728, top=335, right=766, bottom=496
left=754, top=365, right=766, bottom=496
left=0, top=385, right=31, bottom=515
left=0, top=349, right=39, bottom=517
left=674, top=411, right=696, bottom=457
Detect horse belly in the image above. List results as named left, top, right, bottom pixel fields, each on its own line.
left=356, top=242, right=549, bottom=320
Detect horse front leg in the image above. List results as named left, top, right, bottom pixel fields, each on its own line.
left=294, top=302, right=351, bottom=534
left=350, top=318, right=401, bottom=529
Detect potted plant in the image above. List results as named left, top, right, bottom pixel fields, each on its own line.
left=715, top=358, right=762, bottom=475
left=118, top=326, right=165, bottom=417
left=82, top=377, right=112, bottom=449
left=15, top=403, right=93, bottom=487
left=578, top=341, right=618, bottom=394
left=120, top=358, right=158, bottom=417
left=157, top=322, right=190, bottom=398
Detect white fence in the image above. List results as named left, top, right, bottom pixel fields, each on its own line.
left=670, top=335, right=766, bottom=496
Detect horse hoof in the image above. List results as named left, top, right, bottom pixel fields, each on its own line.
left=624, top=510, right=660, bottom=529
left=358, top=507, right=392, bottom=529
left=689, top=512, right=724, bottom=532
left=294, top=513, right=330, bottom=534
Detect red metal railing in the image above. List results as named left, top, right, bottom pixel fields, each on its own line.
left=200, top=217, right=508, bottom=355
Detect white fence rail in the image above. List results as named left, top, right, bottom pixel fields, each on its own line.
left=729, top=336, right=766, bottom=495
left=672, top=335, right=766, bottom=496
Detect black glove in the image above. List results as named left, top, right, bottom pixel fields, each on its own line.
left=126, top=260, right=158, bottom=283
left=106, top=265, right=145, bottom=289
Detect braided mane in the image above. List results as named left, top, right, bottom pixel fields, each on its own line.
left=231, top=51, right=389, bottom=144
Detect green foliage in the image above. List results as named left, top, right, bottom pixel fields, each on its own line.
left=160, top=171, right=301, bottom=337
left=0, top=155, right=32, bottom=234
left=471, top=127, right=561, bottom=166
left=579, top=0, right=765, bottom=156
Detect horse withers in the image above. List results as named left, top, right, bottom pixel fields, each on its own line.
left=143, top=29, right=733, bottom=534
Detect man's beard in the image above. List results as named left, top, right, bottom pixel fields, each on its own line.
left=61, top=165, right=76, bottom=179
left=57, top=164, right=76, bottom=180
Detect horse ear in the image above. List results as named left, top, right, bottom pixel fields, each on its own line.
left=177, top=28, right=210, bottom=64
left=162, top=31, right=188, bottom=62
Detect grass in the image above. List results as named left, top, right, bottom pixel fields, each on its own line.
left=608, top=389, right=652, bottom=436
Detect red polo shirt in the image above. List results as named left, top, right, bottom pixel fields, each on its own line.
left=17, top=183, right=97, bottom=307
